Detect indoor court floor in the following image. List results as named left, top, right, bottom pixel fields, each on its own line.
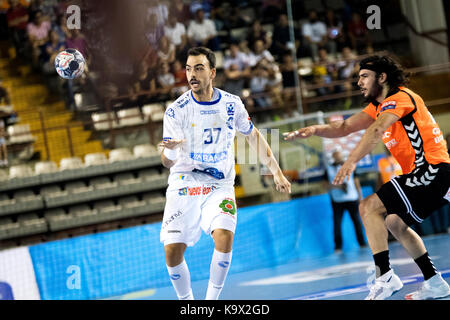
left=110, top=233, right=450, bottom=300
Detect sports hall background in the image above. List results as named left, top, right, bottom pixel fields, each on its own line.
left=0, top=0, right=449, bottom=300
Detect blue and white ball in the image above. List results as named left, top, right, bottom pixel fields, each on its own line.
left=54, top=48, right=85, bottom=79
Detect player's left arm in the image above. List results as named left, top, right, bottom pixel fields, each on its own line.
left=333, top=112, right=399, bottom=185
left=246, top=127, right=291, bottom=193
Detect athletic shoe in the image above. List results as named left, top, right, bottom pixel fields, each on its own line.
left=365, top=269, right=403, bottom=300
left=405, top=273, right=450, bottom=300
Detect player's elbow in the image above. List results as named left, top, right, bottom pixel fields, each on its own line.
left=161, top=154, right=175, bottom=169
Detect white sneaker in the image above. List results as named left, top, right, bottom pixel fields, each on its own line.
left=365, top=269, right=403, bottom=300
left=405, top=273, right=450, bottom=300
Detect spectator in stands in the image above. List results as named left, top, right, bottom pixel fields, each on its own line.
left=246, top=20, right=272, bottom=51
left=52, top=14, right=70, bottom=43
left=164, top=15, right=187, bottom=50
left=248, top=62, right=273, bottom=109
left=172, top=59, right=188, bottom=97
left=27, top=10, right=51, bottom=65
left=347, top=12, right=372, bottom=54
left=132, top=60, right=157, bottom=106
left=223, top=41, right=251, bottom=96
left=147, top=0, right=168, bottom=27
left=29, top=0, right=54, bottom=22
left=65, top=29, right=88, bottom=60
left=311, top=48, right=337, bottom=96
left=157, top=61, right=175, bottom=100
left=0, top=120, right=7, bottom=167
left=247, top=39, right=275, bottom=70
left=41, top=29, right=64, bottom=74
left=189, top=0, right=212, bottom=19
left=325, top=9, right=345, bottom=53
left=270, top=14, right=299, bottom=61
left=279, top=51, right=297, bottom=114
left=145, top=12, right=165, bottom=49
left=0, top=81, right=11, bottom=105
left=6, top=0, right=29, bottom=56
left=259, top=0, right=285, bottom=24
left=157, top=35, right=175, bottom=65
left=169, top=0, right=190, bottom=25
left=335, top=46, right=359, bottom=108
left=325, top=149, right=366, bottom=252
left=302, top=10, right=334, bottom=61
left=187, top=9, right=220, bottom=51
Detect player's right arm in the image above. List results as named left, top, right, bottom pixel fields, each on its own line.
left=283, top=111, right=375, bottom=140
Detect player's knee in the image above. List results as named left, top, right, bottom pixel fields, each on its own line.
left=358, top=195, right=382, bottom=220
left=212, top=229, right=234, bottom=252
left=164, top=243, right=186, bottom=267
left=385, top=214, right=408, bottom=235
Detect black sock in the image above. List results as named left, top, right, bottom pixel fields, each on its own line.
left=373, top=250, right=391, bottom=277
left=414, top=252, right=437, bottom=281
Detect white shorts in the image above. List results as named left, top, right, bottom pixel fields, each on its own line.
left=160, top=178, right=237, bottom=247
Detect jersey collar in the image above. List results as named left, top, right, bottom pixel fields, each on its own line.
left=190, top=88, right=222, bottom=105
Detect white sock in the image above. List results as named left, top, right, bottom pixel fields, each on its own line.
left=205, top=249, right=232, bottom=300
left=167, top=260, right=194, bottom=300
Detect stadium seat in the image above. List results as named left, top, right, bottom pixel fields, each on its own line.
left=60, top=157, right=84, bottom=170
left=109, top=148, right=134, bottom=162
left=137, top=168, right=160, bottom=181
left=90, top=176, right=117, bottom=189
left=93, top=200, right=119, bottom=213
left=0, top=169, right=8, bottom=181
left=133, top=144, right=158, bottom=158
left=7, top=124, right=35, bottom=144
left=214, top=51, right=224, bottom=69
left=35, top=161, right=58, bottom=174
left=40, top=185, right=65, bottom=198
left=117, top=107, right=146, bottom=127
left=44, top=208, right=67, bottom=221
left=13, top=190, right=37, bottom=201
left=142, top=192, right=165, bottom=204
left=91, top=112, right=119, bottom=131
left=118, top=196, right=145, bottom=208
left=230, top=27, right=248, bottom=41
left=0, top=194, right=14, bottom=205
left=142, top=103, right=165, bottom=122
left=114, top=172, right=139, bottom=185
left=69, top=204, right=94, bottom=217
left=65, top=181, right=93, bottom=194
left=0, top=218, right=17, bottom=233
left=84, top=152, right=108, bottom=166
left=17, top=213, right=43, bottom=226
left=9, top=164, right=34, bottom=178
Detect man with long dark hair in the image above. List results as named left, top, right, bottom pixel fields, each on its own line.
left=284, top=55, right=450, bottom=300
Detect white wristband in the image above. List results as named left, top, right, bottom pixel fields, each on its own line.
left=164, top=147, right=179, bottom=161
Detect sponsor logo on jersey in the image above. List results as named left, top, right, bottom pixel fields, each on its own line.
left=178, top=185, right=217, bottom=196
left=226, top=117, right=234, bottom=130
left=381, top=100, right=396, bottom=112
left=219, top=198, right=236, bottom=217
left=190, top=151, right=228, bottom=163
left=166, top=108, right=175, bottom=118
left=162, top=210, right=184, bottom=229
left=200, top=110, right=220, bottom=115
left=226, top=103, right=235, bottom=116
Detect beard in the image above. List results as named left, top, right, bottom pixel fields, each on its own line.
left=364, top=82, right=383, bottom=103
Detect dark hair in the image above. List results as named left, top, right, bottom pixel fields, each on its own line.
left=187, top=47, right=216, bottom=69
left=359, top=55, right=410, bottom=89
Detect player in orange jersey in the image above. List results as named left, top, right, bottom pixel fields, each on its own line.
left=284, top=55, right=450, bottom=300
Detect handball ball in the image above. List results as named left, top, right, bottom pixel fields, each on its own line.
left=54, top=48, right=85, bottom=79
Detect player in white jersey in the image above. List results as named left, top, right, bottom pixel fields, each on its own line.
left=158, top=47, right=291, bottom=300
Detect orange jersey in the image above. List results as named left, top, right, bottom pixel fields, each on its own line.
left=363, top=87, right=450, bottom=174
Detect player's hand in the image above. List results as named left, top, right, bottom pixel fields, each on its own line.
left=158, top=138, right=185, bottom=150
left=283, top=126, right=316, bottom=141
left=274, top=171, right=291, bottom=193
left=333, top=160, right=356, bottom=185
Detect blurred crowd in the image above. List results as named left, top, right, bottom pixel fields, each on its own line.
left=0, top=0, right=376, bottom=119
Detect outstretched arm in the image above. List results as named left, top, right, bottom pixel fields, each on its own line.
left=333, top=112, right=399, bottom=185
left=246, top=127, right=291, bottom=193
left=283, top=111, right=374, bottom=140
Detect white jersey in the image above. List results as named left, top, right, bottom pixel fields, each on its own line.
left=163, top=88, right=254, bottom=186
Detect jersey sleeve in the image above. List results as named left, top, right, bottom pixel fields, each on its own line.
left=162, top=105, right=184, bottom=141
left=362, top=103, right=377, bottom=120
left=235, top=98, right=254, bottom=136
left=378, top=92, right=414, bottom=119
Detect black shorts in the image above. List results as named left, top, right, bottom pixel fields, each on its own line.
left=376, top=163, right=450, bottom=226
